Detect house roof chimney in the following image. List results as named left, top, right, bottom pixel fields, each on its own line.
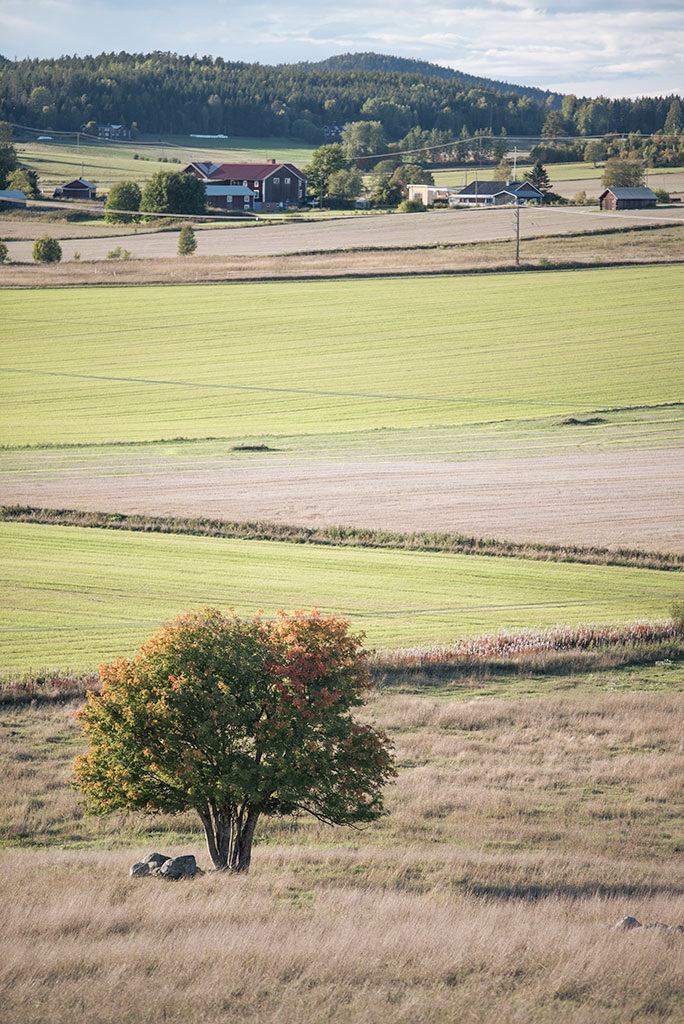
left=268, top=158, right=277, bottom=164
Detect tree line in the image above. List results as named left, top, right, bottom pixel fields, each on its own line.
left=0, top=52, right=680, bottom=144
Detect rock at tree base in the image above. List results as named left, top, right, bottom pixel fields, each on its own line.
left=159, top=855, right=199, bottom=880
left=130, top=852, right=203, bottom=879
left=143, top=851, right=171, bottom=869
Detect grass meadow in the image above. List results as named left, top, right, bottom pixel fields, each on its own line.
left=1, top=521, right=681, bottom=673
left=430, top=160, right=684, bottom=186
left=1, top=684, right=683, bottom=1023
left=15, top=135, right=316, bottom=190
left=1, top=266, right=683, bottom=446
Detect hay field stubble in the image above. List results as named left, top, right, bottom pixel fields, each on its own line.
left=1, top=689, right=683, bottom=1023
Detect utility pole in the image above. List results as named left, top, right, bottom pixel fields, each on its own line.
left=515, top=201, right=520, bottom=266
left=513, top=145, right=517, bottom=182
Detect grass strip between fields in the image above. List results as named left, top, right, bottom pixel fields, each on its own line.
left=3, top=505, right=682, bottom=572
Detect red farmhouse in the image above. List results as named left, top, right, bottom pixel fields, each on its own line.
left=183, top=160, right=307, bottom=211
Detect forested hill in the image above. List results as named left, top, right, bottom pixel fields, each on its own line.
left=0, top=52, right=679, bottom=142
left=299, top=52, right=559, bottom=105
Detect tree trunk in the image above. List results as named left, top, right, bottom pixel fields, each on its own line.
left=198, top=804, right=260, bottom=873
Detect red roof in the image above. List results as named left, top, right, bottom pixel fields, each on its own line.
left=185, top=162, right=306, bottom=181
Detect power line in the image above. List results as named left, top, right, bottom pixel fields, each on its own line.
left=0, top=367, right=594, bottom=407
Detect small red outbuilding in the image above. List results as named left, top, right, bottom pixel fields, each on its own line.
left=599, top=186, right=657, bottom=210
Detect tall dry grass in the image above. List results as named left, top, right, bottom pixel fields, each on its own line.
left=2, top=690, right=684, bottom=1021
left=1, top=848, right=683, bottom=1024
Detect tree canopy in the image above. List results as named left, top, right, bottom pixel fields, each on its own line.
left=74, top=608, right=396, bottom=873
left=529, top=159, right=551, bottom=191
left=140, top=170, right=206, bottom=216
left=32, top=235, right=61, bottom=262
left=601, top=157, right=645, bottom=188
left=105, top=180, right=141, bottom=223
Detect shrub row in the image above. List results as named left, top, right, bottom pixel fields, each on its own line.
left=2, top=505, right=683, bottom=572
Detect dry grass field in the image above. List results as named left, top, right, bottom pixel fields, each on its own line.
left=1, top=681, right=683, bottom=1023
left=2, top=204, right=683, bottom=264
left=2, top=220, right=683, bottom=288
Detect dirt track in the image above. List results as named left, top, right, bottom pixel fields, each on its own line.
left=4, top=206, right=683, bottom=263
left=3, top=447, right=682, bottom=553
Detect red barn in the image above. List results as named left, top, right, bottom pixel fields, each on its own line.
left=60, top=178, right=97, bottom=200
left=599, top=186, right=657, bottom=210
left=183, top=160, right=307, bottom=211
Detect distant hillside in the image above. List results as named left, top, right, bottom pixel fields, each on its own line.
left=0, top=52, right=677, bottom=142
left=303, top=52, right=561, bottom=105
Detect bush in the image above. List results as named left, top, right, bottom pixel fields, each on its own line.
left=654, top=188, right=670, bottom=203
left=106, top=246, right=131, bottom=260
left=32, top=235, right=61, bottom=263
left=0, top=239, right=8, bottom=263
left=398, top=198, right=426, bottom=212
left=177, top=223, right=197, bottom=255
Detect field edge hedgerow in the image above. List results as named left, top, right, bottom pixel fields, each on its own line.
left=2, top=505, right=682, bottom=572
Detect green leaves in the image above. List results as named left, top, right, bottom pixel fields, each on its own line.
left=74, top=608, right=396, bottom=866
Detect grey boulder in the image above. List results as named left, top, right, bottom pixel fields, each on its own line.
left=159, top=855, right=199, bottom=880
left=130, top=861, right=150, bottom=877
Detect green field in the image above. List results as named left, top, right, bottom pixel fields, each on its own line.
left=1, top=521, right=679, bottom=672
left=430, top=161, right=684, bottom=187
left=1, top=267, right=682, bottom=446
left=15, top=135, right=316, bottom=191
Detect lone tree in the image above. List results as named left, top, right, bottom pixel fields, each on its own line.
left=105, top=181, right=141, bottom=223
left=177, top=223, right=197, bottom=255
left=74, top=608, right=395, bottom=873
left=32, top=235, right=62, bottom=263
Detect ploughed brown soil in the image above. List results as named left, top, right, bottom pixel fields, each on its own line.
left=3, top=446, right=683, bottom=553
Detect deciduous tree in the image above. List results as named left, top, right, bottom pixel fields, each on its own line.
left=601, top=158, right=645, bottom=188
left=140, top=170, right=206, bottom=216
left=74, top=608, right=395, bottom=873
left=105, top=180, right=141, bottom=223
left=303, top=143, right=346, bottom=201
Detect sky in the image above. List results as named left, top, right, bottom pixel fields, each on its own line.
left=0, top=0, right=682, bottom=98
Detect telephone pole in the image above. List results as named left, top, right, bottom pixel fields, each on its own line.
left=515, top=201, right=520, bottom=266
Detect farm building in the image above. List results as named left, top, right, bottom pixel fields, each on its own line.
left=599, top=186, right=657, bottom=210
left=183, top=160, right=307, bottom=211
left=0, top=189, right=27, bottom=210
left=406, top=185, right=464, bottom=206
left=450, top=180, right=544, bottom=205
left=97, top=124, right=131, bottom=140
left=58, top=178, right=97, bottom=200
